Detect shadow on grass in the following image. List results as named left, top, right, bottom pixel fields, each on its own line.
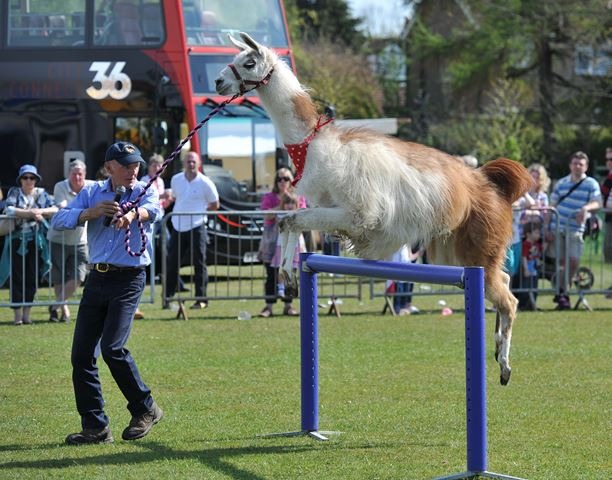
left=0, top=441, right=388, bottom=479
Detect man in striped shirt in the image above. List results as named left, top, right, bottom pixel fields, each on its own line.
left=547, top=151, right=602, bottom=309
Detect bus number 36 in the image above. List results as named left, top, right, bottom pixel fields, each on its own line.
left=86, top=62, right=132, bottom=100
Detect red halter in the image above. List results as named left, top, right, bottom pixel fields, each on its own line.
left=228, top=63, right=275, bottom=95
left=284, top=115, right=334, bottom=187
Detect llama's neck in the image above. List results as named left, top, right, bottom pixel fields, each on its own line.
left=257, top=65, right=318, bottom=145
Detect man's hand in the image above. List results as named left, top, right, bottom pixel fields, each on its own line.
left=576, top=207, right=588, bottom=225
left=79, top=200, right=120, bottom=224
left=113, top=209, right=136, bottom=230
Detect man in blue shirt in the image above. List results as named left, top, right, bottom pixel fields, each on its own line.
left=51, top=141, right=163, bottom=445
left=546, top=151, right=602, bottom=309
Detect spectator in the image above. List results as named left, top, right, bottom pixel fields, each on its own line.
left=522, top=163, right=550, bottom=224
left=507, top=192, right=534, bottom=282
left=519, top=222, right=542, bottom=311
left=257, top=167, right=306, bottom=318
left=601, top=147, right=612, bottom=264
left=134, top=153, right=172, bottom=319
left=47, top=160, right=93, bottom=323
left=387, top=245, right=420, bottom=315
left=268, top=191, right=306, bottom=316
left=164, top=151, right=219, bottom=309
left=50, top=141, right=163, bottom=445
left=1, top=165, right=57, bottom=325
left=511, top=164, right=549, bottom=303
left=546, top=151, right=602, bottom=310
left=141, top=153, right=172, bottom=213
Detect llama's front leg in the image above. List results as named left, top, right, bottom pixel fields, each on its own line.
left=278, top=207, right=354, bottom=297
left=280, top=230, right=300, bottom=296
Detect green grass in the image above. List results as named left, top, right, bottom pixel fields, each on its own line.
left=0, top=298, right=610, bottom=479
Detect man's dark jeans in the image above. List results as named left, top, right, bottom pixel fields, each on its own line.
left=71, top=268, right=153, bottom=429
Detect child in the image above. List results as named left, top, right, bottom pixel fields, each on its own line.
left=267, top=192, right=306, bottom=316
left=520, top=222, right=542, bottom=311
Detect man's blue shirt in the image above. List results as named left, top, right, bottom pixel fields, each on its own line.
left=50, top=179, right=160, bottom=266
left=551, top=175, right=601, bottom=233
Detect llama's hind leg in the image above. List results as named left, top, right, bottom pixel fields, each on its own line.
left=486, top=270, right=517, bottom=386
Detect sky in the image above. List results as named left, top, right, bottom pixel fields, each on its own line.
left=346, top=0, right=413, bottom=37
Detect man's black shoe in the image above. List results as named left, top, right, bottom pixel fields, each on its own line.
left=122, top=402, right=163, bottom=440
left=65, top=426, right=113, bottom=445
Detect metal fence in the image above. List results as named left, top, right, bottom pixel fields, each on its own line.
left=368, top=206, right=612, bottom=312
left=2, top=207, right=610, bottom=312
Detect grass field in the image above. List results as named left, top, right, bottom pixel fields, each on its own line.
left=0, top=295, right=610, bottom=480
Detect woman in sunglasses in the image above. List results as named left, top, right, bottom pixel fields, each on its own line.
left=257, top=167, right=306, bottom=317
left=2, top=165, right=57, bottom=325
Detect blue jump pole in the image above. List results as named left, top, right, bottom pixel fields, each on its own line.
left=464, top=267, right=488, bottom=473
left=300, top=252, right=319, bottom=433
left=294, top=254, right=526, bottom=479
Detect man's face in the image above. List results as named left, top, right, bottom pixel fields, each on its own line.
left=106, top=160, right=140, bottom=188
left=184, top=152, right=200, bottom=173
left=569, top=157, right=588, bottom=177
left=69, top=167, right=86, bottom=191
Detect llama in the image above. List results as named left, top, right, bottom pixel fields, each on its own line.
left=215, top=33, right=533, bottom=385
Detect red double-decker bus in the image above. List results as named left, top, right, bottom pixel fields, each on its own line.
left=0, top=0, right=294, bottom=263
left=0, top=0, right=294, bottom=201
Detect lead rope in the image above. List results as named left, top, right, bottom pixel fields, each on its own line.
left=118, top=93, right=240, bottom=256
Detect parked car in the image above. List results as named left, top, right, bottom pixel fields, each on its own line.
left=202, top=164, right=263, bottom=265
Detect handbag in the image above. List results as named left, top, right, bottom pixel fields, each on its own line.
left=0, top=218, right=15, bottom=237
left=584, top=215, right=601, bottom=240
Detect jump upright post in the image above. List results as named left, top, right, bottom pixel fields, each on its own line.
left=297, top=253, right=526, bottom=480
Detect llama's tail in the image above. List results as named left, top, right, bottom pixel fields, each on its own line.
left=480, top=157, right=534, bottom=204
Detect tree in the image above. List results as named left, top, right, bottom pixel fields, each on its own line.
left=294, top=40, right=384, bottom=119
left=284, top=0, right=383, bottom=118
left=405, top=0, right=611, bottom=170
left=286, top=0, right=367, bottom=51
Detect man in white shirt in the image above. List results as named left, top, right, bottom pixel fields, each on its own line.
left=165, top=151, right=219, bottom=309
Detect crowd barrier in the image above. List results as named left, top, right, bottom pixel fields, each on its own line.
left=2, top=207, right=610, bottom=313
left=0, top=216, right=157, bottom=310
left=374, top=207, right=612, bottom=312
left=159, top=211, right=362, bottom=313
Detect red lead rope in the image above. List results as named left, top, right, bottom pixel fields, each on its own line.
left=285, top=115, right=334, bottom=187
left=116, top=93, right=239, bottom=256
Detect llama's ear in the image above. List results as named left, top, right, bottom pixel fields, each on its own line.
left=239, top=32, right=262, bottom=54
left=228, top=34, right=248, bottom=51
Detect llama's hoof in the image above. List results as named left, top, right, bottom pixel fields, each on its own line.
left=277, top=215, right=293, bottom=232
left=281, top=270, right=299, bottom=297
left=500, top=368, right=511, bottom=386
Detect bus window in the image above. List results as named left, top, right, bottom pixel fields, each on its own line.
left=183, top=0, right=288, bottom=48
left=114, top=117, right=156, bottom=157
left=7, top=1, right=86, bottom=47
left=94, top=0, right=164, bottom=46
left=205, top=116, right=277, bottom=194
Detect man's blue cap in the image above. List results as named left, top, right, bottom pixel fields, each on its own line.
left=16, top=164, right=41, bottom=184
left=104, top=141, right=146, bottom=167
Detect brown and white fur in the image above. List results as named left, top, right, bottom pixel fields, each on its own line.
left=215, top=33, right=533, bottom=385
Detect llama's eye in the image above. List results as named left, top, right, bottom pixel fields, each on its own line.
left=244, top=60, right=256, bottom=69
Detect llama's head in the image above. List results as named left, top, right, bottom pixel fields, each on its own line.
left=215, top=32, right=278, bottom=96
